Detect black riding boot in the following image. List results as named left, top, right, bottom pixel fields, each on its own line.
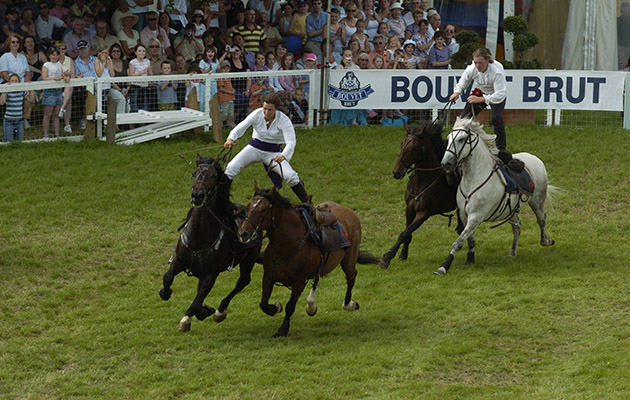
left=290, top=181, right=310, bottom=203
left=217, top=177, right=236, bottom=215
left=498, top=149, right=524, bottom=171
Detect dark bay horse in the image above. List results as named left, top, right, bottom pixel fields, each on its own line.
left=238, top=182, right=380, bottom=338
left=159, top=154, right=261, bottom=331
left=378, top=121, right=458, bottom=269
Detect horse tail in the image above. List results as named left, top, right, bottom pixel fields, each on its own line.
left=357, top=250, right=381, bottom=266
left=545, top=184, right=562, bottom=208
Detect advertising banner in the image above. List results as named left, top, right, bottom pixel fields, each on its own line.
left=327, top=69, right=625, bottom=111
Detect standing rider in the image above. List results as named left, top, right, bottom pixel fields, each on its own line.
left=449, top=47, right=520, bottom=169
left=219, top=92, right=310, bottom=215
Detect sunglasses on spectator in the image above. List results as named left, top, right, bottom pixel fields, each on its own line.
left=58, top=47, right=66, bottom=50
left=444, top=29, right=455, bottom=33
left=40, top=5, right=48, bottom=9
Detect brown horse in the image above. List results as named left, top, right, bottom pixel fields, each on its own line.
left=158, top=155, right=262, bottom=332
left=238, top=182, right=380, bottom=337
left=378, top=121, right=459, bottom=269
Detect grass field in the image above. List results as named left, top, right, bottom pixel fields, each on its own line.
left=1, top=124, right=629, bottom=399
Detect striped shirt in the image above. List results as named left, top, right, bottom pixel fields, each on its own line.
left=4, top=91, right=26, bottom=119
left=74, top=55, right=98, bottom=78
left=232, top=24, right=267, bottom=53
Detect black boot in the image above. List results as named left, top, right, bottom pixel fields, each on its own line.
left=498, top=149, right=513, bottom=165
left=217, top=177, right=236, bottom=215
left=290, top=181, right=310, bottom=204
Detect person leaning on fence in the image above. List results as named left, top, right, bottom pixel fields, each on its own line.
left=0, top=73, right=34, bottom=142
left=217, top=59, right=236, bottom=129
left=220, top=92, right=310, bottom=221
left=156, top=61, right=177, bottom=111
left=41, top=46, right=68, bottom=138
left=449, top=47, right=521, bottom=169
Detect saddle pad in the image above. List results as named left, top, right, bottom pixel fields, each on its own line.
left=298, top=207, right=351, bottom=252
left=498, top=165, right=535, bottom=195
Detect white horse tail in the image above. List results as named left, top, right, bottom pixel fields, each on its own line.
left=545, top=184, right=562, bottom=208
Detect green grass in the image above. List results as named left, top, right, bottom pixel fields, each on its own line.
left=1, top=124, right=629, bottom=399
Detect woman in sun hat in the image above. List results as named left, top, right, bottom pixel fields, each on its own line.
left=117, top=11, right=140, bottom=58
left=387, top=2, right=406, bottom=40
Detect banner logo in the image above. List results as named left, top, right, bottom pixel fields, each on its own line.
left=328, top=72, right=374, bottom=107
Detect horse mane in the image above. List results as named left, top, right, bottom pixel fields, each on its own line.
left=256, top=187, right=294, bottom=210
left=453, top=117, right=499, bottom=156
left=409, top=120, right=447, bottom=158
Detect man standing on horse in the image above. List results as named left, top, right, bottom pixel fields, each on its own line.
left=219, top=92, right=310, bottom=212
left=449, top=47, right=520, bottom=169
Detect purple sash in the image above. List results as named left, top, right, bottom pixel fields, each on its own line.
left=249, top=139, right=285, bottom=188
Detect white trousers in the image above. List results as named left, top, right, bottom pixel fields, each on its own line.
left=225, top=144, right=301, bottom=186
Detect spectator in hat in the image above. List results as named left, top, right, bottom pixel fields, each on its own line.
left=140, top=10, right=174, bottom=59
left=118, top=11, right=140, bottom=58
left=73, top=40, right=97, bottom=130
left=426, top=8, right=440, bottom=39
left=111, top=0, right=130, bottom=35
left=192, top=9, right=207, bottom=39
left=387, top=2, right=406, bottom=40
left=65, top=16, right=96, bottom=58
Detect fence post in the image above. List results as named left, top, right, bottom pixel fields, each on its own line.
left=106, top=95, right=116, bottom=145
left=85, top=91, right=96, bottom=139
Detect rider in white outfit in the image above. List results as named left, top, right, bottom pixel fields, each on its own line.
left=220, top=93, right=309, bottom=212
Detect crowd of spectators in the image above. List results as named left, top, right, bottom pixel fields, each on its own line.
left=0, top=0, right=463, bottom=140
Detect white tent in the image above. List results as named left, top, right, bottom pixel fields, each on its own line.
left=561, top=0, right=618, bottom=70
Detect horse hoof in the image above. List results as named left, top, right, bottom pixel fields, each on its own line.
left=541, top=238, right=555, bottom=246
left=213, top=309, right=227, bottom=323
left=343, top=300, right=359, bottom=311
left=433, top=266, right=447, bottom=275
left=398, top=254, right=408, bottom=261
left=178, top=316, right=191, bottom=332
left=158, top=287, right=172, bottom=301
left=274, top=302, right=283, bottom=314
left=273, top=331, right=288, bottom=338
left=306, top=303, right=317, bottom=316
left=377, top=259, right=390, bottom=269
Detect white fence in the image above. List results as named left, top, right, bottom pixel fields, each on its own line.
left=1, top=68, right=627, bottom=145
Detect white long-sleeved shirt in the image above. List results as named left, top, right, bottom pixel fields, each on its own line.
left=228, top=108, right=296, bottom=160
left=454, top=61, right=507, bottom=105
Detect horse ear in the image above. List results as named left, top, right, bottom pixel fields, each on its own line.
left=254, top=180, right=260, bottom=193
left=196, top=154, right=202, bottom=166
left=269, top=186, right=276, bottom=195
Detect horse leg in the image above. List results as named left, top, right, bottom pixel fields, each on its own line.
left=435, top=215, right=483, bottom=275
left=509, top=214, right=522, bottom=257
left=306, top=275, right=320, bottom=316
left=213, top=255, right=255, bottom=323
left=529, top=197, right=555, bottom=247
left=178, top=273, right=218, bottom=332
left=274, top=280, right=307, bottom=338
left=379, top=212, right=428, bottom=268
left=260, top=272, right=283, bottom=316
left=465, top=233, right=476, bottom=265
left=341, top=263, right=359, bottom=311
left=159, top=254, right=183, bottom=301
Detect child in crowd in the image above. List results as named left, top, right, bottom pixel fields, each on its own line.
left=0, top=74, right=33, bottom=142
left=217, top=60, right=236, bottom=129
left=402, top=39, right=422, bottom=69
left=278, top=52, right=297, bottom=101
left=128, top=44, right=152, bottom=113
left=371, top=54, right=387, bottom=69
left=385, top=35, right=402, bottom=62
left=248, top=75, right=273, bottom=113
left=351, top=19, right=371, bottom=51
left=297, top=53, right=317, bottom=96
left=157, top=61, right=178, bottom=111
left=287, top=87, right=308, bottom=124
left=428, top=30, right=451, bottom=69
left=41, top=47, right=68, bottom=138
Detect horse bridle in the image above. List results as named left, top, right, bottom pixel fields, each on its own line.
left=192, top=164, right=219, bottom=208
left=445, top=128, right=480, bottom=165
left=241, top=195, right=276, bottom=239
left=399, top=132, right=442, bottom=175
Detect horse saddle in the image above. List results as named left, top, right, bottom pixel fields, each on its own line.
left=498, top=164, right=535, bottom=195
left=298, top=206, right=351, bottom=253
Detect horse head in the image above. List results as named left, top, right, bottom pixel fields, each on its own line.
left=239, top=181, right=276, bottom=243
left=191, top=154, right=222, bottom=207
left=442, top=117, right=497, bottom=173
left=393, top=121, right=444, bottom=179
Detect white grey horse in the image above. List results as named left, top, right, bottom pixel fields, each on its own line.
left=437, top=117, right=556, bottom=275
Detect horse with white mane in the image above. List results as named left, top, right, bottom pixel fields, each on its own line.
left=437, top=117, right=556, bottom=275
